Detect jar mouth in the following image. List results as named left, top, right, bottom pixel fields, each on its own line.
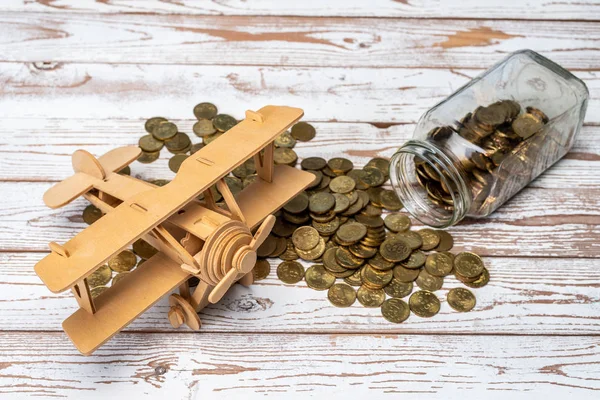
left=389, top=140, right=471, bottom=228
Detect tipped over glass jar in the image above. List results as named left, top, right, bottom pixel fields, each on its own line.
left=389, top=50, right=589, bottom=228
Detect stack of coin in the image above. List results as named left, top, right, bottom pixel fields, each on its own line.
left=416, top=100, right=549, bottom=212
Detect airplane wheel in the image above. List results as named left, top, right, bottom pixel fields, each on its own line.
left=168, top=294, right=201, bottom=331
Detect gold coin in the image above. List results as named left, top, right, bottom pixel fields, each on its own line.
left=301, top=156, right=327, bottom=171
left=253, top=259, right=271, bottom=281
left=323, top=247, right=347, bottom=273
left=279, top=239, right=299, bottom=261
left=434, top=230, right=454, bottom=251
left=365, top=157, right=390, bottom=177
left=108, top=250, right=137, bottom=273
left=257, top=234, right=278, bottom=257
left=272, top=218, right=297, bottom=238
left=82, top=204, right=103, bottom=225
left=464, top=267, right=490, bottom=289
left=232, top=158, right=256, bottom=179
left=290, top=122, right=316, bottom=142
left=384, top=213, right=411, bottom=232
left=168, top=154, right=189, bottom=173
left=152, top=121, right=178, bottom=141
left=361, top=264, right=393, bottom=288
left=330, top=193, right=349, bottom=214
left=417, top=229, right=440, bottom=251
left=385, top=278, right=413, bottom=298
left=312, top=217, right=340, bottom=236
left=327, top=283, right=356, bottom=307
left=357, top=285, right=386, bottom=307
left=415, top=269, right=443, bottom=291
left=269, top=237, right=288, bottom=258
left=512, top=113, right=543, bottom=139
left=447, top=287, right=476, bottom=312
left=145, top=117, right=167, bottom=134
left=118, top=165, right=130, bottom=175
left=243, top=174, right=258, bottom=188
left=424, top=252, right=454, bottom=277
left=393, top=265, right=420, bottom=282
left=379, top=237, right=412, bottom=263
left=274, top=131, right=296, bottom=148
left=454, top=252, right=485, bottom=278
left=132, top=239, right=158, bottom=260
left=367, top=254, right=395, bottom=271
left=344, top=269, right=363, bottom=286
left=87, top=265, right=112, bottom=288
left=327, top=158, right=353, bottom=174
left=203, top=132, right=222, bottom=144
left=381, top=298, right=410, bottom=323
left=273, top=147, right=298, bottom=166
left=190, top=143, right=204, bottom=154
left=305, top=264, right=336, bottom=291
left=90, top=286, right=108, bottom=298
left=277, top=261, right=305, bottom=284
left=193, top=119, right=217, bottom=137
left=292, top=226, right=320, bottom=251
left=335, top=222, right=367, bottom=245
left=193, top=102, right=218, bottom=120
left=393, top=231, right=423, bottom=250
left=151, top=179, right=170, bottom=187
left=284, top=193, right=309, bottom=214
left=355, top=214, right=384, bottom=229
left=348, top=242, right=378, bottom=259
left=399, top=251, right=426, bottom=269
left=409, top=290, right=440, bottom=318
left=309, top=192, right=335, bottom=214
left=139, top=135, right=164, bottom=152
left=329, top=176, right=356, bottom=194
left=360, top=166, right=386, bottom=187
left=213, top=114, right=237, bottom=132
left=335, top=246, right=365, bottom=269
left=379, top=190, right=403, bottom=211
left=111, top=272, right=130, bottom=286
left=165, top=132, right=191, bottom=152
left=138, top=150, right=160, bottom=164
left=346, top=169, right=369, bottom=190
left=296, top=237, right=326, bottom=261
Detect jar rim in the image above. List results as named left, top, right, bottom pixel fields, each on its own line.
left=389, top=140, right=471, bottom=228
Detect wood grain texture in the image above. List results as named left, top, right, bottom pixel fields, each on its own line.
left=2, top=0, right=599, bottom=20
left=0, top=63, right=598, bottom=124
left=1, top=253, right=599, bottom=334
left=0, top=13, right=598, bottom=69
left=0, top=332, right=599, bottom=399
left=0, top=119, right=598, bottom=188
left=1, top=181, right=598, bottom=256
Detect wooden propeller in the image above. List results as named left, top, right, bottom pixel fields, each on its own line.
left=207, top=215, right=276, bottom=304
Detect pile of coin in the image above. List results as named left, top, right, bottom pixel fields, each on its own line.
left=417, top=100, right=549, bottom=211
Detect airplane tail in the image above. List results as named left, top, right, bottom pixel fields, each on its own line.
left=43, top=146, right=141, bottom=209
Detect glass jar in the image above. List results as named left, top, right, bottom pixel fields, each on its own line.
left=389, top=49, right=589, bottom=228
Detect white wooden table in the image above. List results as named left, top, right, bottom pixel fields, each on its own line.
left=0, top=1, right=599, bottom=398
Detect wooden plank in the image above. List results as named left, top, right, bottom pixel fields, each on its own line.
left=63, top=251, right=189, bottom=355
left=2, top=252, right=599, bottom=334
left=0, top=119, right=598, bottom=188
left=0, top=0, right=600, bottom=20
left=0, top=64, right=597, bottom=125
left=0, top=331, right=599, bottom=398
left=0, top=14, right=599, bottom=69
left=0, top=1, right=598, bottom=20
left=4, top=180, right=599, bottom=256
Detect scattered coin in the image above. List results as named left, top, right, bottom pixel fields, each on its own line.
left=305, top=264, right=336, bottom=291
left=327, top=158, right=354, bottom=174
left=87, top=265, right=112, bottom=288
left=169, top=154, right=189, bottom=173
left=139, top=135, right=164, bottom=152
left=409, top=290, right=440, bottom=318
left=193, top=119, right=216, bottom=137
left=415, top=269, right=444, bottom=291
left=213, top=114, right=237, bottom=132
left=132, top=239, right=158, bottom=260
left=329, top=176, right=356, bottom=194
left=447, top=287, right=476, bottom=312
left=152, top=121, right=178, bottom=141
left=291, top=122, right=316, bottom=142
left=464, top=267, right=490, bottom=289
left=165, top=132, right=191, bottom=153
left=108, top=250, right=137, bottom=273
left=193, top=102, right=218, bottom=120
left=418, top=229, right=441, bottom=251
left=327, top=283, right=356, bottom=307
left=379, top=237, right=411, bottom=263
left=273, top=147, right=298, bottom=166
left=301, top=157, right=327, bottom=171
left=82, top=204, right=103, bottom=225
left=112, top=272, right=130, bottom=286
left=145, top=117, right=167, bottom=134
left=138, top=150, right=160, bottom=164
left=384, top=213, right=411, bottom=232
left=384, top=278, right=413, bottom=298
left=274, top=131, right=296, bottom=148
left=292, top=226, right=321, bottom=251
left=454, top=252, right=485, bottom=278
left=424, top=252, right=454, bottom=277
left=357, top=285, right=386, bottom=307
left=253, top=259, right=271, bottom=281
left=381, top=298, right=410, bottom=323
left=277, top=261, right=305, bottom=284
left=90, top=286, right=108, bottom=298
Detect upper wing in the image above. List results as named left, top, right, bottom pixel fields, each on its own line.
left=35, top=105, right=304, bottom=293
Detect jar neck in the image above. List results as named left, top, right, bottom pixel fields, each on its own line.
left=389, top=140, right=471, bottom=228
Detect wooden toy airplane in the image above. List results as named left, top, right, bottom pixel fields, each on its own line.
left=35, top=106, right=314, bottom=355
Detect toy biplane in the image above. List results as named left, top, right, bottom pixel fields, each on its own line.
left=35, top=105, right=314, bottom=355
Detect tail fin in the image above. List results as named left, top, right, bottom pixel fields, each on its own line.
left=43, top=146, right=141, bottom=209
